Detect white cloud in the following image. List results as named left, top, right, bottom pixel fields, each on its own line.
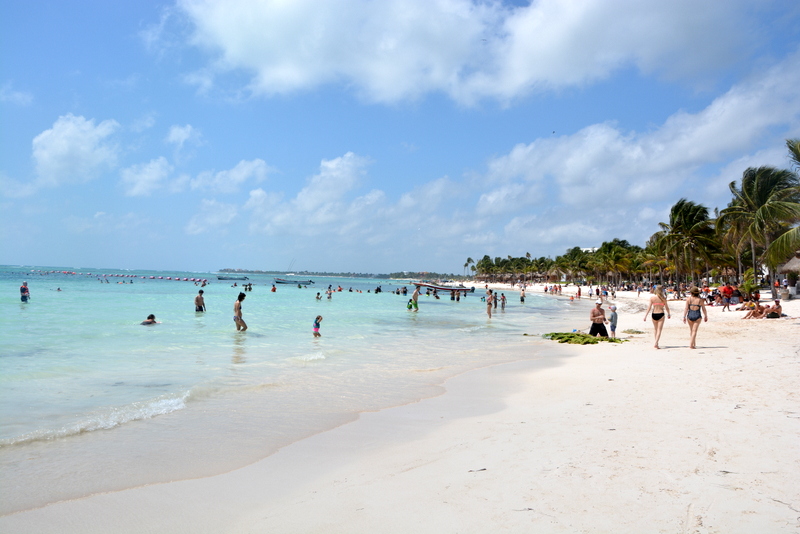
left=140, top=7, right=183, bottom=60
left=32, top=113, right=120, bottom=187
left=165, top=124, right=201, bottom=149
left=120, top=157, right=173, bottom=196
left=178, top=0, right=762, bottom=103
left=246, top=152, right=376, bottom=233
left=293, top=152, right=368, bottom=213
left=234, top=45, right=800, bottom=259
left=131, top=112, right=157, bottom=132
left=185, top=199, right=238, bottom=234
left=243, top=188, right=283, bottom=233
left=0, top=171, right=38, bottom=198
left=0, top=82, right=33, bottom=105
left=190, top=159, right=271, bottom=193
left=460, top=0, right=750, bottom=101
left=478, top=49, right=800, bottom=217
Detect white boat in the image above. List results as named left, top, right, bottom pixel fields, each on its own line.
left=275, top=278, right=313, bottom=285
left=412, top=282, right=474, bottom=293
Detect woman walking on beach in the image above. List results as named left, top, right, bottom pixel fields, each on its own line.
left=682, top=286, right=707, bottom=349
left=644, top=285, right=670, bottom=349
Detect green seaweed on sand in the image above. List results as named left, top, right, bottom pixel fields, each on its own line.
left=622, top=329, right=644, bottom=334
left=542, top=332, right=627, bottom=344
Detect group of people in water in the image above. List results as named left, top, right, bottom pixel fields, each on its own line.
left=482, top=289, right=507, bottom=318
left=142, top=288, right=323, bottom=336
left=92, top=278, right=784, bottom=346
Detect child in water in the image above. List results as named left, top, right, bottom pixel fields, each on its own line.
left=313, top=315, right=323, bottom=337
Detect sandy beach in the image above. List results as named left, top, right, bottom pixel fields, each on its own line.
left=2, top=286, right=798, bottom=533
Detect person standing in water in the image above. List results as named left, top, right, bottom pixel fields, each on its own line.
left=644, top=285, right=670, bottom=349
left=411, top=286, right=419, bottom=311
left=194, top=290, right=206, bottom=312
left=234, top=292, right=247, bottom=331
left=313, top=315, right=323, bottom=337
left=682, top=286, right=708, bottom=349
left=20, top=281, right=30, bottom=302
left=486, top=290, right=494, bottom=318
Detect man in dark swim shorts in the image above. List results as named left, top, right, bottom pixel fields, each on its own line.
left=589, top=299, right=609, bottom=337
left=194, top=290, right=206, bottom=312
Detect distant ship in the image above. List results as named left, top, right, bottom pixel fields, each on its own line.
left=217, top=275, right=249, bottom=281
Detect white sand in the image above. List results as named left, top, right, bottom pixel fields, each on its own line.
left=2, top=290, right=798, bottom=533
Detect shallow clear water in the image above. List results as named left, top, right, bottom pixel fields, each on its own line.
left=0, top=265, right=580, bottom=513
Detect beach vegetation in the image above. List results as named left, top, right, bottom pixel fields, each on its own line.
left=542, top=332, right=627, bottom=344
left=737, top=268, right=760, bottom=300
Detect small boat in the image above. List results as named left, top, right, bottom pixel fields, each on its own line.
left=275, top=278, right=313, bottom=285
left=412, top=282, right=474, bottom=293
left=217, top=275, right=249, bottom=281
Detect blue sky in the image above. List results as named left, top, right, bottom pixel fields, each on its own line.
left=2, top=0, right=799, bottom=274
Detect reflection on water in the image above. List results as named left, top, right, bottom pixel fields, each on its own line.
left=232, top=333, right=247, bottom=364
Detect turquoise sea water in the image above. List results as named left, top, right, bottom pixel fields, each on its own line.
left=0, top=265, right=579, bottom=514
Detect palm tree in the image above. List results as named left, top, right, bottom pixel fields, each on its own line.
left=557, top=247, right=589, bottom=283
left=475, top=255, right=494, bottom=280
left=464, top=257, right=474, bottom=277
left=717, top=166, right=800, bottom=298
left=787, top=138, right=800, bottom=171
left=768, top=140, right=800, bottom=263
left=652, top=199, right=716, bottom=284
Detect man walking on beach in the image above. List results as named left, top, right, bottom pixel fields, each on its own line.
left=720, top=283, right=733, bottom=311
left=589, top=299, right=609, bottom=337
left=195, top=290, right=206, bottom=312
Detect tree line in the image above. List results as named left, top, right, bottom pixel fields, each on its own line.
left=466, top=139, right=800, bottom=299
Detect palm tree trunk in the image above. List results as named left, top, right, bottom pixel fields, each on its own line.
left=736, top=254, right=741, bottom=284
left=765, top=232, right=778, bottom=300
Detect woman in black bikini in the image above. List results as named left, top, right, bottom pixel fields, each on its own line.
left=644, top=285, right=670, bottom=349
left=683, top=286, right=708, bottom=349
